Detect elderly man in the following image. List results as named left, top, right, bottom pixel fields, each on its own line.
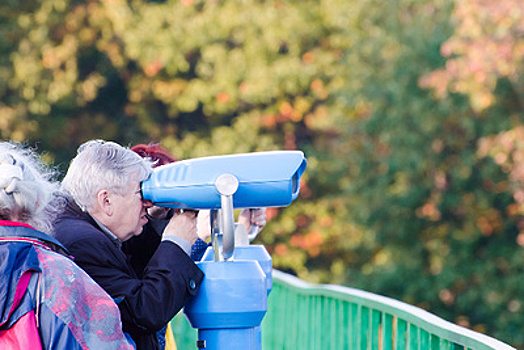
left=53, top=140, right=204, bottom=350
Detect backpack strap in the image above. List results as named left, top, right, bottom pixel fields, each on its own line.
left=0, top=237, right=54, bottom=251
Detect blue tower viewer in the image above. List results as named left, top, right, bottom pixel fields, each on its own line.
left=142, top=151, right=307, bottom=349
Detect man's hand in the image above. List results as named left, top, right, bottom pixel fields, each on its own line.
left=238, top=208, right=267, bottom=232
left=163, top=210, right=198, bottom=245
left=147, top=206, right=171, bottom=220
left=196, top=208, right=267, bottom=243
left=196, top=210, right=212, bottom=241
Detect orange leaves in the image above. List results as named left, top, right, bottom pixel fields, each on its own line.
left=476, top=216, right=493, bottom=236
left=151, top=79, right=187, bottom=103
left=279, top=101, right=302, bottom=122
left=310, top=79, right=328, bottom=100
left=439, top=289, right=455, bottom=306
left=265, top=207, right=279, bottom=221
left=143, top=60, right=163, bottom=77
left=42, top=51, right=58, bottom=69
left=262, top=114, right=277, bottom=128
left=262, top=99, right=311, bottom=130
left=259, top=79, right=328, bottom=131
left=101, top=43, right=123, bottom=68
left=416, top=202, right=441, bottom=221
left=473, top=209, right=502, bottom=237
left=216, top=92, right=230, bottom=104
left=273, top=243, right=288, bottom=256
left=279, top=101, right=293, bottom=116
left=516, top=232, right=524, bottom=247
left=302, top=52, right=314, bottom=64
left=290, top=231, right=323, bottom=257
left=238, top=82, right=248, bottom=94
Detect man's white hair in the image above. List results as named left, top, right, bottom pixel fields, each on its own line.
left=62, top=140, right=152, bottom=212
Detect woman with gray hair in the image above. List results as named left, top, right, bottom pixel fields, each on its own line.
left=0, top=141, right=134, bottom=349
left=0, top=143, right=58, bottom=233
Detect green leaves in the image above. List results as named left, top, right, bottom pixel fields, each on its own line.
left=1, top=0, right=524, bottom=347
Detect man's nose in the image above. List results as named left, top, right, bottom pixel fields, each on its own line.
left=142, top=199, right=154, bottom=208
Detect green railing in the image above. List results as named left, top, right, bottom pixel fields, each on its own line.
left=170, top=270, right=515, bottom=350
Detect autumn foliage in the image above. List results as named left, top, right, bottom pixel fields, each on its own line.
left=1, top=0, right=524, bottom=347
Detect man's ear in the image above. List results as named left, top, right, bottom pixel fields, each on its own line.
left=96, top=189, right=113, bottom=216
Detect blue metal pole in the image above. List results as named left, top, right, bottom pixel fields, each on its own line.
left=201, top=245, right=273, bottom=350
left=184, top=260, right=267, bottom=350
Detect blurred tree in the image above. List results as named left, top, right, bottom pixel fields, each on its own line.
left=1, top=0, right=523, bottom=347
left=0, top=0, right=143, bottom=169
left=332, top=0, right=524, bottom=346
left=419, top=1, right=524, bottom=344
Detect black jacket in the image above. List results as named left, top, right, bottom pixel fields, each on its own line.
left=122, top=219, right=164, bottom=278
left=53, top=200, right=204, bottom=350
left=123, top=215, right=210, bottom=276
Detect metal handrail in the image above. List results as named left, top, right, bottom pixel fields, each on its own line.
left=263, top=270, right=515, bottom=350
left=169, top=270, right=516, bottom=349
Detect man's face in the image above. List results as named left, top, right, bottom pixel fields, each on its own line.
left=108, top=180, right=152, bottom=242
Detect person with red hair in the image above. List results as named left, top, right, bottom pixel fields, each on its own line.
left=129, top=143, right=179, bottom=167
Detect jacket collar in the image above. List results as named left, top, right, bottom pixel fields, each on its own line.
left=0, top=220, right=71, bottom=257
left=62, top=197, right=122, bottom=249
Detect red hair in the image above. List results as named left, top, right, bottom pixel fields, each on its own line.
left=131, top=143, right=178, bottom=168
